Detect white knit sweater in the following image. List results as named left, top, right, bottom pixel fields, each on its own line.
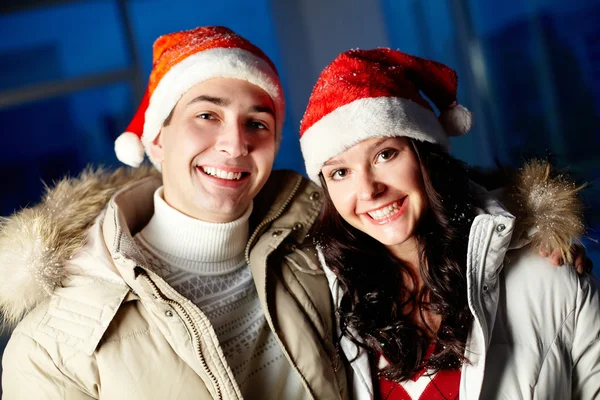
left=134, top=188, right=306, bottom=399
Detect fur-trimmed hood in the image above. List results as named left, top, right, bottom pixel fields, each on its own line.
left=0, top=161, right=584, bottom=328
left=0, top=166, right=159, bottom=327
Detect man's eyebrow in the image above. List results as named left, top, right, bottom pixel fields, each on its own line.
left=250, top=105, right=275, bottom=117
left=186, top=95, right=230, bottom=107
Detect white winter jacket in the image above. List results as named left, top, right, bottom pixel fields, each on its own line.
left=325, top=193, right=600, bottom=400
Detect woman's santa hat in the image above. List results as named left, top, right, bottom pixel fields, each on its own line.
left=115, top=26, right=285, bottom=168
left=299, top=48, right=473, bottom=183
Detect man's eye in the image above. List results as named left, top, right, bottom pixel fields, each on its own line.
left=376, top=149, right=397, bottom=163
left=197, top=113, right=215, bottom=120
left=248, top=120, right=268, bottom=130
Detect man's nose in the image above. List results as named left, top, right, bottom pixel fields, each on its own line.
left=215, top=122, right=249, bottom=157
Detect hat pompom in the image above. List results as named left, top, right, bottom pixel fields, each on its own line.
left=114, top=131, right=145, bottom=167
left=439, top=102, right=473, bottom=137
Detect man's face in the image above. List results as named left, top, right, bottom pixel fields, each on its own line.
left=150, top=78, right=277, bottom=222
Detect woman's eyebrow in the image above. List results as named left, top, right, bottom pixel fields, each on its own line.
left=369, top=138, right=394, bottom=151
left=323, top=157, right=344, bottom=167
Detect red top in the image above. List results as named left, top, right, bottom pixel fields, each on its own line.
left=378, top=345, right=461, bottom=400
left=379, top=369, right=461, bottom=400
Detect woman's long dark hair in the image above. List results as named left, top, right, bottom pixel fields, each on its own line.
left=314, top=139, right=477, bottom=381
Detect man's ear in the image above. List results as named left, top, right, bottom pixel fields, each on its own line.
left=149, top=130, right=165, bottom=163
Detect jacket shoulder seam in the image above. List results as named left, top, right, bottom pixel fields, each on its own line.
left=533, top=306, right=576, bottom=389
left=570, top=276, right=600, bottom=366
left=35, top=278, right=129, bottom=355
left=8, top=330, right=79, bottom=396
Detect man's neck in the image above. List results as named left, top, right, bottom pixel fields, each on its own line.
left=136, top=187, right=252, bottom=275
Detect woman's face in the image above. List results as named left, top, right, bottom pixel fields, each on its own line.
left=321, top=137, right=428, bottom=256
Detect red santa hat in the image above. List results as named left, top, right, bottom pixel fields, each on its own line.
left=299, top=48, right=473, bottom=183
left=115, top=26, right=285, bottom=168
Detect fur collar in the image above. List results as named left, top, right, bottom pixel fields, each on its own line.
left=0, top=166, right=158, bottom=327
left=0, top=161, right=583, bottom=328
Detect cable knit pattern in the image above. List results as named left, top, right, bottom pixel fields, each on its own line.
left=134, top=188, right=305, bottom=399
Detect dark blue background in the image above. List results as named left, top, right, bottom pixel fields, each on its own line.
left=1, top=0, right=599, bottom=390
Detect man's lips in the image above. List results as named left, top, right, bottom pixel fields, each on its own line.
left=197, top=165, right=250, bottom=181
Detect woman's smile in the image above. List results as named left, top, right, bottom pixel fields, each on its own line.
left=362, top=196, right=408, bottom=225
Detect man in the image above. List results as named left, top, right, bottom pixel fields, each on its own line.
left=0, top=26, right=347, bottom=399
left=0, top=26, right=589, bottom=400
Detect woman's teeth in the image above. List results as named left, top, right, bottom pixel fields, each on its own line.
left=202, top=167, right=243, bottom=180
left=367, top=201, right=400, bottom=220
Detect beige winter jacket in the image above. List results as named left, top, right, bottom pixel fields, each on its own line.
left=0, top=168, right=349, bottom=399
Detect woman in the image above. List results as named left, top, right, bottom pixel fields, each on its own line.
left=298, top=48, right=599, bottom=399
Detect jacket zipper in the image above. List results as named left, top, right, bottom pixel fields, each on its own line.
left=245, top=174, right=303, bottom=264
left=140, top=273, right=223, bottom=400
left=244, top=174, right=319, bottom=400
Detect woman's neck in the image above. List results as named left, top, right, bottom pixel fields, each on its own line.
left=388, top=238, right=422, bottom=284
left=389, top=237, right=442, bottom=337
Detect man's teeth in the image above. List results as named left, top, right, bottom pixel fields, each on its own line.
left=202, top=167, right=243, bottom=180
left=367, top=201, right=400, bottom=220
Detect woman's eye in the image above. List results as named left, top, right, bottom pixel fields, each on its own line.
left=331, top=169, right=348, bottom=180
left=376, top=149, right=397, bottom=163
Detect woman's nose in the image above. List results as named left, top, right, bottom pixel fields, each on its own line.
left=356, top=172, right=385, bottom=200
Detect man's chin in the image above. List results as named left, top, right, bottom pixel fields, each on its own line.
left=191, top=197, right=253, bottom=223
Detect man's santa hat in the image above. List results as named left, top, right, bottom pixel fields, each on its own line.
left=115, top=26, right=285, bottom=168
left=299, top=48, right=473, bottom=183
